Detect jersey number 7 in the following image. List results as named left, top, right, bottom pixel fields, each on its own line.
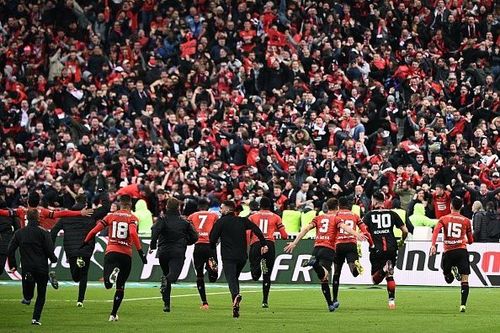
left=198, top=215, right=207, bottom=229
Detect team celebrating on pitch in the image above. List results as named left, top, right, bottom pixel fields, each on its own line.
left=3, top=189, right=473, bottom=324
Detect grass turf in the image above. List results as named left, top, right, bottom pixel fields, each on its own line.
left=0, top=282, right=498, bottom=333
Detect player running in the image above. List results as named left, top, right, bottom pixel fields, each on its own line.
left=82, top=195, right=147, bottom=321
left=284, top=198, right=366, bottom=311
left=0, top=192, right=93, bottom=289
left=209, top=200, right=268, bottom=318
left=188, top=201, right=220, bottom=309
left=248, top=197, right=288, bottom=308
left=150, top=198, right=199, bottom=313
left=363, top=192, right=408, bottom=309
left=50, top=192, right=110, bottom=307
left=331, top=196, right=371, bottom=309
left=7, top=209, right=58, bottom=326
left=430, top=196, right=473, bottom=312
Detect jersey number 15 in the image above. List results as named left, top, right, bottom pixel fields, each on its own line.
left=447, top=223, right=462, bottom=238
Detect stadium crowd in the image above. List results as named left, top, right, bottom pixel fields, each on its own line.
left=0, top=0, right=499, bottom=232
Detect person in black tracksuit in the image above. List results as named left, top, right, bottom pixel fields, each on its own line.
left=7, top=209, right=58, bottom=326
left=150, top=198, right=198, bottom=313
left=0, top=201, right=20, bottom=276
left=50, top=192, right=111, bottom=306
left=209, top=200, right=268, bottom=318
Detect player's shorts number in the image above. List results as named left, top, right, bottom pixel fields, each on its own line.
left=319, top=219, right=329, bottom=232
left=372, top=214, right=391, bottom=229
left=198, top=215, right=207, bottom=229
left=259, top=219, right=269, bottom=233
left=112, top=221, right=129, bottom=239
left=447, top=222, right=462, bottom=238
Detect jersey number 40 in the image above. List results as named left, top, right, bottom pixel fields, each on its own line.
left=372, top=214, right=391, bottom=229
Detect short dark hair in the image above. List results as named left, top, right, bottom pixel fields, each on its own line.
left=222, top=200, right=236, bottom=211
left=326, top=197, right=338, bottom=210
left=451, top=196, right=463, bottom=210
left=27, top=209, right=39, bottom=223
left=338, top=196, right=351, bottom=209
left=28, top=192, right=40, bottom=207
left=259, top=197, right=272, bottom=210
left=198, top=200, right=209, bottom=211
left=166, top=197, right=181, bottom=211
left=249, top=201, right=259, bottom=211
left=372, top=191, right=385, bottom=203
left=119, top=195, right=132, bottom=206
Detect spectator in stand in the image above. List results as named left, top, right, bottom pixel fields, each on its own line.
left=473, top=201, right=500, bottom=243
left=0, top=0, right=497, bottom=232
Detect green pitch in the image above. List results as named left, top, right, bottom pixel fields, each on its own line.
left=0, top=282, right=498, bottom=333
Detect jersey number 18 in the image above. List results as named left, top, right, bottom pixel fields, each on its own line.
left=111, top=222, right=129, bottom=239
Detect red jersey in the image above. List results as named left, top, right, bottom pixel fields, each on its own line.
left=311, top=213, right=337, bottom=250
left=333, top=209, right=366, bottom=247
left=431, top=212, right=473, bottom=253
left=0, top=207, right=83, bottom=229
left=432, top=191, right=451, bottom=218
left=248, top=210, right=287, bottom=245
left=84, top=209, right=142, bottom=257
left=188, top=211, right=219, bottom=244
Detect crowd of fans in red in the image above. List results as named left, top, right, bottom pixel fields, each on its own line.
left=0, top=0, right=499, bottom=226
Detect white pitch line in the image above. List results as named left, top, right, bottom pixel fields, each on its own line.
left=1, top=288, right=304, bottom=303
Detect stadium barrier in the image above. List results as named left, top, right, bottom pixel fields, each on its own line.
left=3, top=238, right=500, bottom=287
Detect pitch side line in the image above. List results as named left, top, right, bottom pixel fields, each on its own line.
left=1, top=288, right=305, bottom=303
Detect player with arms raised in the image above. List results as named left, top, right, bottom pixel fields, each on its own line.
left=248, top=197, right=288, bottom=308
left=82, top=195, right=147, bottom=321
left=0, top=192, right=92, bottom=229
left=188, top=201, right=220, bottom=309
left=430, top=196, right=473, bottom=312
left=331, top=196, right=371, bottom=309
left=284, top=198, right=366, bottom=311
left=0, top=192, right=92, bottom=288
left=363, top=191, right=408, bottom=309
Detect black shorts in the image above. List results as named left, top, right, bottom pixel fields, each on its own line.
left=193, top=243, right=218, bottom=279
left=103, top=252, right=132, bottom=289
left=442, top=248, right=470, bottom=276
left=369, top=250, right=397, bottom=275
left=249, top=241, right=276, bottom=279
left=334, top=243, right=359, bottom=265
left=311, top=246, right=335, bottom=271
